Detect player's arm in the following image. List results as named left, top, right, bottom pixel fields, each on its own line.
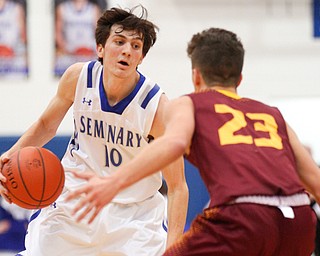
left=150, top=94, right=189, bottom=247
left=287, top=123, right=320, bottom=203
left=66, top=96, right=195, bottom=224
left=3, top=63, right=81, bottom=156
left=161, top=159, right=188, bottom=247
left=0, top=63, right=83, bottom=200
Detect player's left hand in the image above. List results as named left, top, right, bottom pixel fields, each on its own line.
left=0, top=154, right=12, bottom=204
left=65, top=170, right=121, bottom=223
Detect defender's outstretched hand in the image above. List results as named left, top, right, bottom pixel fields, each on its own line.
left=65, top=170, right=121, bottom=224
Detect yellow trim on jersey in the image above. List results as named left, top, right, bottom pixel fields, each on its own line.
left=216, top=89, right=241, bottom=100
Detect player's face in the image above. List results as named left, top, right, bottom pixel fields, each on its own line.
left=97, top=24, right=144, bottom=79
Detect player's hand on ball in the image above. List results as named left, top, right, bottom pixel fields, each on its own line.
left=0, top=153, right=9, bottom=173
left=66, top=170, right=121, bottom=224
left=0, top=153, right=12, bottom=204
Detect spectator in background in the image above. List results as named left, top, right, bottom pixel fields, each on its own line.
left=55, top=0, right=101, bottom=55
left=0, top=0, right=28, bottom=78
left=0, top=0, right=26, bottom=56
left=55, top=0, right=107, bottom=10
left=54, top=0, right=102, bottom=76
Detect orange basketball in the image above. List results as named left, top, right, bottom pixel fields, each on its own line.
left=1, top=147, right=65, bottom=209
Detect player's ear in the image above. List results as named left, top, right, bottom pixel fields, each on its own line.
left=192, top=68, right=202, bottom=91
left=96, top=44, right=104, bottom=58
left=236, top=74, right=242, bottom=88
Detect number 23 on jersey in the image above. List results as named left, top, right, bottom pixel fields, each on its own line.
left=215, top=104, right=283, bottom=150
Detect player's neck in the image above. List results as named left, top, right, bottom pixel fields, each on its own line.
left=102, top=72, right=140, bottom=106
left=197, top=85, right=237, bottom=94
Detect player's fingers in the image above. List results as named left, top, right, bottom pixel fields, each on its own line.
left=70, top=192, right=95, bottom=215
left=0, top=182, right=8, bottom=194
left=0, top=156, right=9, bottom=171
left=0, top=155, right=9, bottom=165
left=0, top=173, right=7, bottom=183
left=69, top=170, right=94, bottom=180
left=76, top=203, right=94, bottom=222
left=65, top=187, right=89, bottom=202
left=0, top=156, right=9, bottom=184
left=70, top=200, right=86, bottom=217
left=88, top=206, right=102, bottom=224
left=0, top=187, right=12, bottom=204
left=2, top=194, right=12, bottom=204
left=1, top=156, right=9, bottom=163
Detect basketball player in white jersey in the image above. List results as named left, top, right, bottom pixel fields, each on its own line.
left=0, top=6, right=188, bottom=256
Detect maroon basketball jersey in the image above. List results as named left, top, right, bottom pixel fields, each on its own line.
left=186, top=89, right=305, bottom=207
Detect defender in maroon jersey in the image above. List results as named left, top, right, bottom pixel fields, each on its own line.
left=64, top=28, right=320, bottom=255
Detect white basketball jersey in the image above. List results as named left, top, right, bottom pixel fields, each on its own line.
left=0, top=1, right=22, bottom=47
left=61, top=61, right=164, bottom=203
left=59, top=1, right=97, bottom=53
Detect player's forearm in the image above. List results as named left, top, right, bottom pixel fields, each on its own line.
left=166, top=184, right=189, bottom=248
left=7, top=120, right=56, bottom=156
left=298, top=170, right=320, bottom=204
left=115, top=135, right=186, bottom=192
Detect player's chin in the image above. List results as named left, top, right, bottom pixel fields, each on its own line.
left=114, top=65, right=135, bottom=75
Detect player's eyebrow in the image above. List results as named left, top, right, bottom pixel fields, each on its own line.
left=113, top=33, right=143, bottom=42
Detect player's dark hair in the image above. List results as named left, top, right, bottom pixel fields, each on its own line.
left=95, top=5, right=158, bottom=64
left=187, top=28, right=245, bottom=87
